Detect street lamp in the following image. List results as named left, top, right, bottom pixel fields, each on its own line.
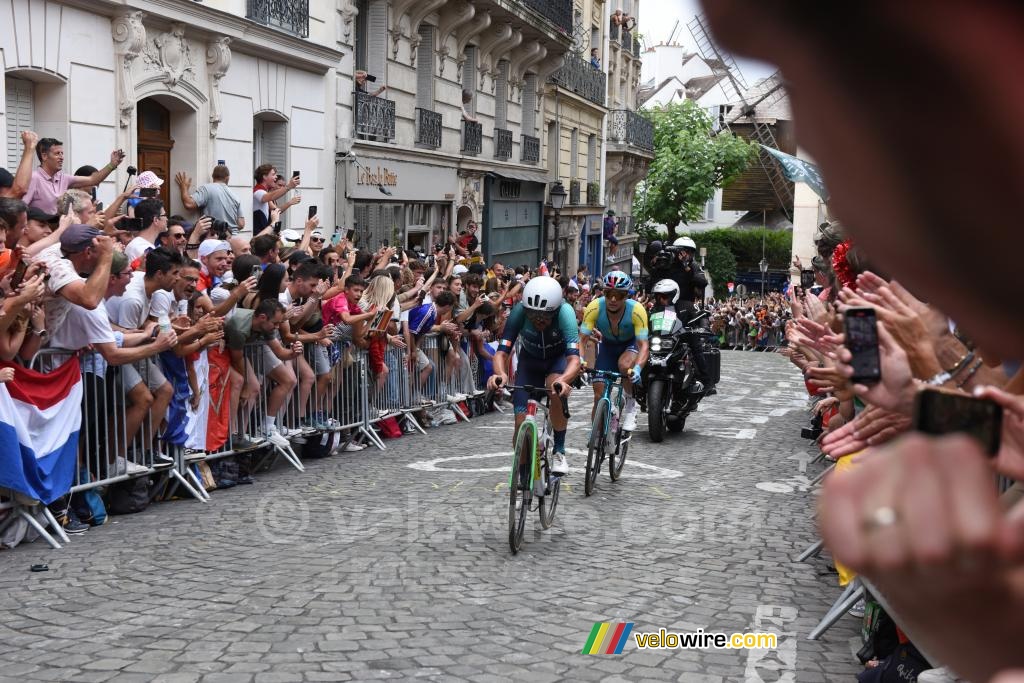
left=759, top=258, right=768, bottom=296
left=548, top=181, right=567, bottom=271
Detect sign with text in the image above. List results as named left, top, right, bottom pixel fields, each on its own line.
left=348, top=156, right=457, bottom=201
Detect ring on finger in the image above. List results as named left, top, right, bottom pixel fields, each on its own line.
left=862, top=506, right=898, bottom=532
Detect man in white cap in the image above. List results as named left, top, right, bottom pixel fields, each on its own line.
left=309, top=229, right=326, bottom=259
left=197, top=238, right=232, bottom=293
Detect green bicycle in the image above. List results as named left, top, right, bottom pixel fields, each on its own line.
left=585, top=369, right=630, bottom=496
left=503, top=382, right=570, bottom=554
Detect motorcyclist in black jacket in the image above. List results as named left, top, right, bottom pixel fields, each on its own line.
left=644, top=237, right=715, bottom=393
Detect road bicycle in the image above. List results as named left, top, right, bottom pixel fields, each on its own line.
left=498, top=382, right=570, bottom=554
left=585, top=369, right=630, bottom=496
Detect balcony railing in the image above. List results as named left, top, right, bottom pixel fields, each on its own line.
left=633, top=35, right=642, bottom=57
left=415, top=108, right=442, bottom=149
left=461, top=120, right=482, bottom=156
left=621, top=27, right=632, bottom=53
left=569, top=180, right=581, bottom=205
left=494, top=128, right=513, bottom=160
left=516, top=0, right=572, bottom=34
left=617, top=215, right=634, bottom=238
left=586, top=181, right=600, bottom=205
left=246, top=0, right=309, bottom=38
left=521, top=134, right=540, bottom=164
left=354, top=91, right=395, bottom=141
left=609, top=109, right=654, bottom=152
left=550, top=52, right=607, bottom=106
left=610, top=23, right=620, bottom=43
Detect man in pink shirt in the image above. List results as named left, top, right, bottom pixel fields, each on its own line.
left=22, top=138, right=126, bottom=214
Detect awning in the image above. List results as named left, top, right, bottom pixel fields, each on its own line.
left=487, top=168, right=550, bottom=185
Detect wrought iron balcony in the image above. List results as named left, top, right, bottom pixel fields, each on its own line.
left=609, top=109, right=654, bottom=152
left=633, top=35, right=642, bottom=57
left=521, top=134, right=540, bottom=164
left=617, top=215, right=634, bottom=237
left=494, top=128, right=512, bottom=160
left=587, top=181, right=600, bottom=205
left=246, top=0, right=309, bottom=38
left=609, top=23, right=620, bottom=43
left=550, top=52, right=607, bottom=106
left=515, top=0, right=572, bottom=34
left=621, top=27, right=632, bottom=53
left=569, top=180, right=581, bottom=205
left=415, top=108, right=442, bottom=149
left=354, top=91, right=395, bottom=141
left=461, top=120, right=482, bottom=156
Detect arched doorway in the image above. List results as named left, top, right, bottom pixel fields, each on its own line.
left=137, top=98, right=174, bottom=208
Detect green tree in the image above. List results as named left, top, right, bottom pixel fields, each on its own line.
left=703, top=241, right=737, bottom=299
left=634, top=101, right=756, bottom=241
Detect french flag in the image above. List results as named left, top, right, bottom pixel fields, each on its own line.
left=0, top=358, right=82, bottom=504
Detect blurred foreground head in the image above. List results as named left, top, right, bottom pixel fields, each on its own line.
left=704, top=1, right=1024, bottom=356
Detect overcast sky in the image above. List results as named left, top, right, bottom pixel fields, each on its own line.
left=638, top=0, right=776, bottom=83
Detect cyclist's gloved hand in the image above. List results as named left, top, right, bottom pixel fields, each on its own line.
left=630, top=365, right=642, bottom=384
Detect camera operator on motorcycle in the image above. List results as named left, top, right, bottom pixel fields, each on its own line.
left=646, top=237, right=714, bottom=395
left=579, top=271, right=649, bottom=433
left=487, top=276, right=580, bottom=476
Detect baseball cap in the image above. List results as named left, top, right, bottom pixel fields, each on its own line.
left=311, top=229, right=325, bottom=240
left=60, top=224, right=103, bottom=254
left=452, top=264, right=468, bottom=276
left=197, top=239, right=231, bottom=258
left=27, top=207, right=59, bottom=224
left=0, top=168, right=13, bottom=189
left=280, top=228, right=302, bottom=243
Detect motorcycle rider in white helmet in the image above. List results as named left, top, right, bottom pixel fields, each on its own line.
left=487, top=275, right=580, bottom=476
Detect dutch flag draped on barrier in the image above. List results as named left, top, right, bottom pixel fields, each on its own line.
left=0, top=358, right=82, bottom=504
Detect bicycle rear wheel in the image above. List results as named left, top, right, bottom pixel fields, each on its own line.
left=585, top=401, right=607, bottom=497
left=538, top=457, right=560, bottom=529
left=508, top=422, right=535, bottom=554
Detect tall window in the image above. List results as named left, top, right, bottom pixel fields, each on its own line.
left=494, top=60, right=509, bottom=130
left=356, top=0, right=387, bottom=85
left=522, top=74, right=538, bottom=136
left=461, top=46, right=477, bottom=117
left=5, top=77, right=33, bottom=169
left=416, top=25, right=435, bottom=110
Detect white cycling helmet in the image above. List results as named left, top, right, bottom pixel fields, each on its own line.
left=673, top=236, right=697, bottom=251
left=522, top=276, right=564, bottom=313
left=651, top=278, right=680, bottom=304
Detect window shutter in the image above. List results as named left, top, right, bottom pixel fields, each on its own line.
left=416, top=25, right=435, bottom=111
left=5, top=77, right=34, bottom=170
left=570, top=129, right=579, bottom=180
left=367, top=0, right=387, bottom=86
left=587, top=134, right=597, bottom=182
left=258, top=119, right=288, bottom=175
left=494, top=60, right=508, bottom=129
left=547, top=121, right=559, bottom=179
left=462, top=46, right=477, bottom=116
left=355, top=0, right=368, bottom=69
left=521, top=74, right=537, bottom=136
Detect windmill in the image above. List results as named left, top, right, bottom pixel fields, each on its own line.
left=687, top=15, right=794, bottom=219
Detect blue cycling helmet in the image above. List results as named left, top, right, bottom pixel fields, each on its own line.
left=603, top=270, right=632, bottom=291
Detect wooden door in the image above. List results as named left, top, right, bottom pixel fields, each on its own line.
left=137, top=99, right=174, bottom=208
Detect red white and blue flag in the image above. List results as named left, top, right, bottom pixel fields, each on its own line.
left=0, top=358, right=82, bottom=504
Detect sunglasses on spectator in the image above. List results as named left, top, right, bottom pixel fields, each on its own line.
left=310, top=237, right=325, bottom=243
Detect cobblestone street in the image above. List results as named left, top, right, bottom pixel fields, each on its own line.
left=0, top=352, right=861, bottom=682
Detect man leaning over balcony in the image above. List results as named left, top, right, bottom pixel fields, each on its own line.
left=355, top=70, right=387, bottom=98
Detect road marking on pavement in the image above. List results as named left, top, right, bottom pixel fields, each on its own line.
left=649, top=485, right=672, bottom=499
left=407, top=449, right=684, bottom=479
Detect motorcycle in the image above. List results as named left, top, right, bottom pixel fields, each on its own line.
left=636, top=308, right=716, bottom=442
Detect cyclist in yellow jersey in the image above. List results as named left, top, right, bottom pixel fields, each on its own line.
left=579, top=270, right=649, bottom=432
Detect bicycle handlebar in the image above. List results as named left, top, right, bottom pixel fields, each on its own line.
left=490, top=378, right=571, bottom=420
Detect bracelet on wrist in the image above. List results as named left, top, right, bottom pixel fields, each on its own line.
left=943, top=350, right=975, bottom=378
left=955, top=358, right=985, bottom=390
left=925, top=369, right=953, bottom=386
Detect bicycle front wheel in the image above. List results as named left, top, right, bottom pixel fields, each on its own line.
left=609, top=409, right=629, bottom=481
left=538, top=457, right=560, bottom=529
left=508, top=421, right=536, bottom=554
left=585, top=401, right=607, bottom=497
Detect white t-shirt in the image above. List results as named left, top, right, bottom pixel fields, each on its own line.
left=253, top=189, right=269, bottom=222
left=48, top=299, right=116, bottom=352
left=37, top=244, right=87, bottom=335
left=150, top=289, right=179, bottom=321
left=113, top=276, right=152, bottom=329
left=125, top=236, right=156, bottom=263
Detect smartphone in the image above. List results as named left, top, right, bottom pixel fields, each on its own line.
left=800, top=270, right=815, bottom=289
left=913, top=387, right=1002, bottom=455
left=251, top=265, right=262, bottom=283
left=346, top=228, right=355, bottom=241
left=843, top=307, right=881, bottom=383
left=140, top=187, right=158, bottom=198
left=382, top=239, right=389, bottom=248
left=273, top=221, right=282, bottom=234
left=95, top=201, right=104, bottom=212
left=10, top=259, right=29, bottom=290
left=308, top=205, right=317, bottom=220
left=292, top=170, right=300, bottom=179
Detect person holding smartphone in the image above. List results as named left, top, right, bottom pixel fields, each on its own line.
left=252, top=164, right=299, bottom=232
